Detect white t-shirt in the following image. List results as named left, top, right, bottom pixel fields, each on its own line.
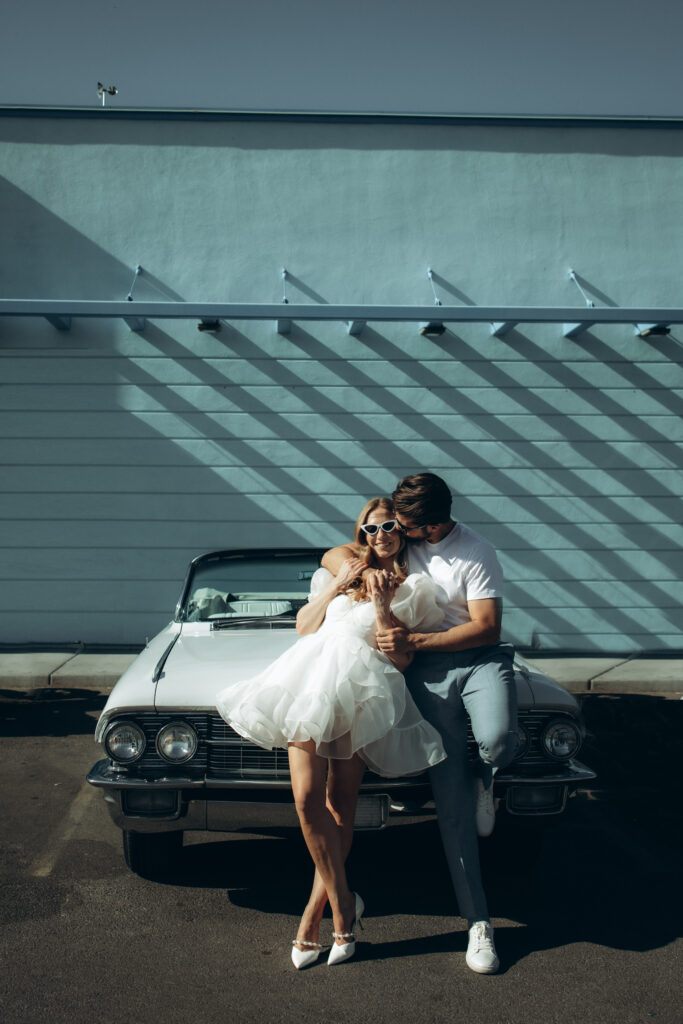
left=406, top=523, right=503, bottom=631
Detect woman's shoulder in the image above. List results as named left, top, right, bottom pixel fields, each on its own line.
left=308, top=566, right=334, bottom=600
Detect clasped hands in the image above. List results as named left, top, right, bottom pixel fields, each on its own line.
left=336, top=559, right=412, bottom=655
left=367, top=573, right=412, bottom=654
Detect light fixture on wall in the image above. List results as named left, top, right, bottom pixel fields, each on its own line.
left=635, top=323, right=671, bottom=338
left=197, top=319, right=221, bottom=333
left=419, top=321, right=446, bottom=337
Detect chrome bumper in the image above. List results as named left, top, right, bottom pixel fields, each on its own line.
left=87, top=759, right=428, bottom=833
left=496, top=760, right=596, bottom=786
left=87, top=756, right=596, bottom=831
left=496, top=760, right=596, bottom=815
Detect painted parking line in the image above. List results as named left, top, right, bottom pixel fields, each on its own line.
left=31, top=782, right=97, bottom=878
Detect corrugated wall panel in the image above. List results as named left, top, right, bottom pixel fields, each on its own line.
left=2, top=114, right=683, bottom=650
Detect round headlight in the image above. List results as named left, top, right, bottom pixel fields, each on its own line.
left=542, top=719, right=581, bottom=760
left=104, top=720, right=147, bottom=764
left=513, top=724, right=530, bottom=760
left=156, top=721, right=198, bottom=763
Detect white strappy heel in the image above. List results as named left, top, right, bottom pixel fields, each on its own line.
left=327, top=893, right=364, bottom=966
left=291, top=938, right=327, bottom=970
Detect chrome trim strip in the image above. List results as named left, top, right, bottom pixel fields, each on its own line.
left=87, top=759, right=432, bottom=792
left=87, top=759, right=204, bottom=788
left=496, top=761, right=595, bottom=785
left=152, top=635, right=180, bottom=683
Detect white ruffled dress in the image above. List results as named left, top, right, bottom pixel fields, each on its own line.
left=215, top=570, right=447, bottom=777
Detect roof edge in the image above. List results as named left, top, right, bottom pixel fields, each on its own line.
left=1, top=105, right=683, bottom=129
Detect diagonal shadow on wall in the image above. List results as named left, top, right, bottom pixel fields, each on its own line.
left=2, top=178, right=683, bottom=648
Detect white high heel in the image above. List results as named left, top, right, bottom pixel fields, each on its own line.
left=291, top=939, right=326, bottom=970
left=327, top=893, right=364, bottom=966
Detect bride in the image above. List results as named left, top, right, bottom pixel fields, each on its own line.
left=216, top=497, right=446, bottom=968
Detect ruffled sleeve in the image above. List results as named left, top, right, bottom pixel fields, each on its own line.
left=308, top=566, right=335, bottom=600
left=390, top=574, right=446, bottom=631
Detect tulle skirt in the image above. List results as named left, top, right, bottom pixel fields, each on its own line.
left=215, top=629, right=446, bottom=777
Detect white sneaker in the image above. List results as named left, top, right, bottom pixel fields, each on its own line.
left=474, top=777, right=495, bottom=837
left=466, top=921, right=499, bottom=974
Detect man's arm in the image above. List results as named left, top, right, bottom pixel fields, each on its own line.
left=321, top=543, right=363, bottom=575
left=377, top=597, right=502, bottom=656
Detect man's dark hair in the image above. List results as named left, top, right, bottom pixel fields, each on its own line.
left=392, top=472, right=452, bottom=525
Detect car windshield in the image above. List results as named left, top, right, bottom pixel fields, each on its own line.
left=179, top=550, right=324, bottom=623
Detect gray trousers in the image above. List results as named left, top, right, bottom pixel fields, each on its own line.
left=405, top=642, right=517, bottom=924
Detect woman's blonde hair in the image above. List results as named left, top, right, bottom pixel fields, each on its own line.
left=343, top=497, right=407, bottom=600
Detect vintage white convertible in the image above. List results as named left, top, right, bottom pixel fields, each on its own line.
left=88, top=549, right=596, bottom=878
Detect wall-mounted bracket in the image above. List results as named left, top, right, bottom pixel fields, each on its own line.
left=347, top=320, right=365, bottom=336
left=126, top=265, right=143, bottom=301
left=123, top=265, right=146, bottom=330
left=426, top=267, right=442, bottom=307
left=277, top=267, right=291, bottom=333
left=567, top=268, right=596, bottom=309
left=564, top=269, right=596, bottom=336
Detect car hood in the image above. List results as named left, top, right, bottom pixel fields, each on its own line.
left=97, top=625, right=577, bottom=736
left=154, top=634, right=565, bottom=712
left=514, top=656, right=579, bottom=711
left=153, top=627, right=300, bottom=711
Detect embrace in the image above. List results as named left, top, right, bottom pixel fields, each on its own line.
left=216, top=472, right=518, bottom=973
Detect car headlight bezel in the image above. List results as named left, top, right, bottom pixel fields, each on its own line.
left=541, top=718, right=581, bottom=761
left=103, top=719, right=147, bottom=764
left=156, top=720, right=199, bottom=764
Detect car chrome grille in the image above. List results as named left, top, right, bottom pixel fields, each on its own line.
left=208, top=716, right=291, bottom=778
left=111, top=709, right=575, bottom=779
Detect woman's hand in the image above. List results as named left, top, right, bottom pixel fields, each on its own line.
left=367, top=571, right=399, bottom=628
left=296, top=558, right=365, bottom=636
left=334, top=557, right=367, bottom=592
left=366, top=569, right=397, bottom=606
left=370, top=581, right=412, bottom=672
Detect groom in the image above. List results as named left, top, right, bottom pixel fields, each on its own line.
left=322, top=472, right=517, bottom=974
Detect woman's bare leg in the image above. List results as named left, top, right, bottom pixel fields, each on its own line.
left=288, top=741, right=365, bottom=947
left=293, top=749, right=366, bottom=947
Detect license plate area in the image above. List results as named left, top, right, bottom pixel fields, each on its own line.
left=353, top=794, right=390, bottom=830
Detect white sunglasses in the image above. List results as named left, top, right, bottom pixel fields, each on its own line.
left=360, top=519, right=402, bottom=536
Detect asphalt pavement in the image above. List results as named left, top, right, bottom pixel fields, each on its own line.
left=1, top=686, right=681, bottom=1024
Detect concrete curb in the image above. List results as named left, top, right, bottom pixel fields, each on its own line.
left=520, top=655, right=683, bottom=696
left=1, top=652, right=681, bottom=698
left=0, top=652, right=137, bottom=693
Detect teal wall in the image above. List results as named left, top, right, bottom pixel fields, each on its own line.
left=1, top=114, right=682, bottom=650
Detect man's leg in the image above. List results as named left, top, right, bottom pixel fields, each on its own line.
left=459, top=643, right=517, bottom=839
left=405, top=653, right=489, bottom=925
left=461, top=643, right=518, bottom=789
